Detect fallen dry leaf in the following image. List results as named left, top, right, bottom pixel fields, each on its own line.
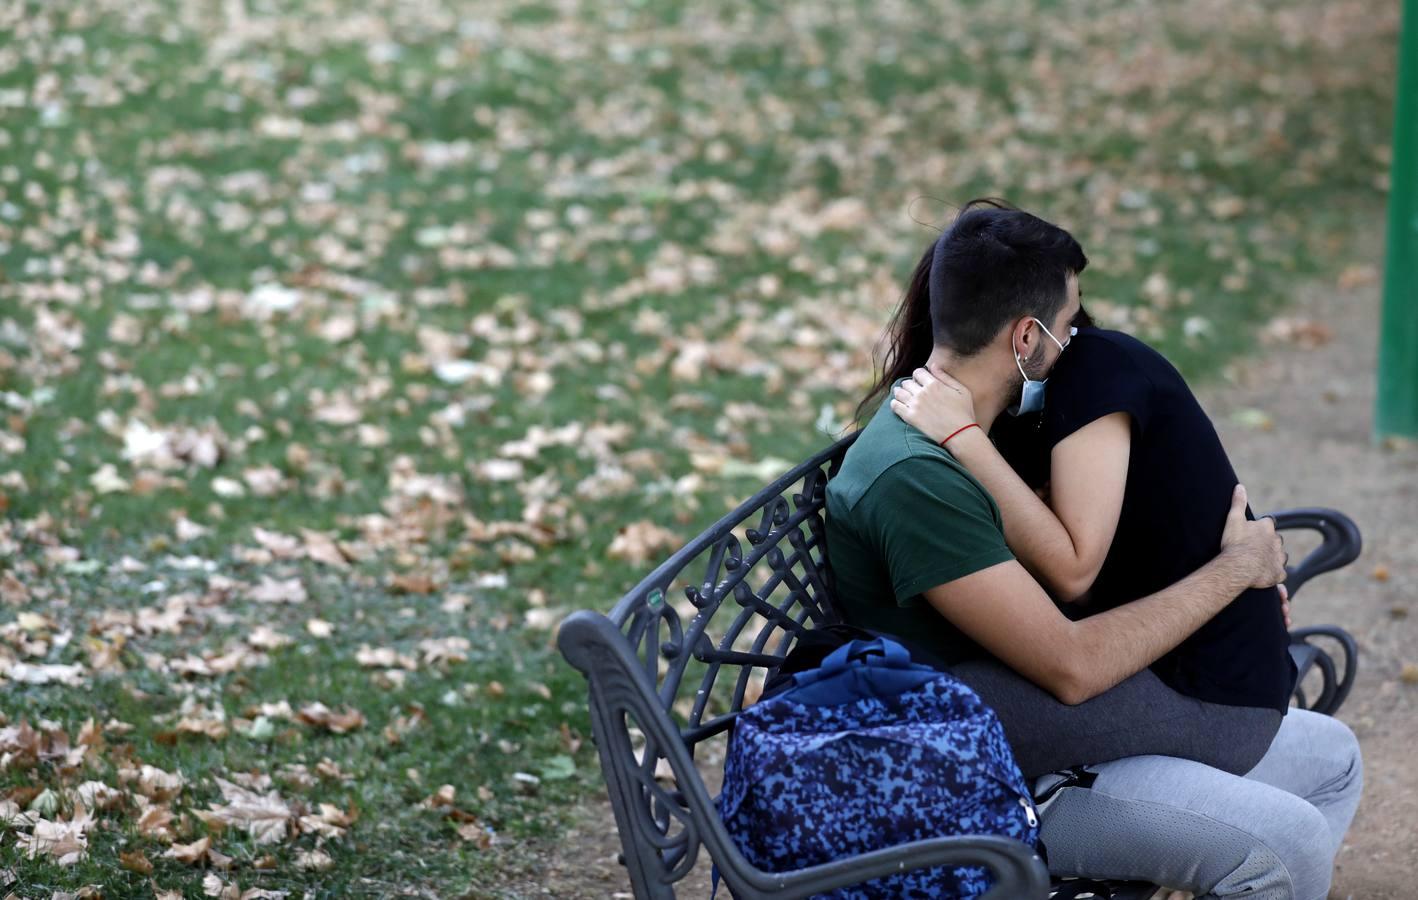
left=135, top=799, right=176, bottom=841
left=297, top=802, right=357, bottom=839
left=120, top=848, right=154, bottom=874
left=297, top=702, right=367, bottom=734
left=295, top=848, right=334, bottom=871
left=164, top=835, right=213, bottom=865
left=72, top=781, right=123, bottom=812
left=607, top=521, right=681, bottom=566
left=356, top=644, right=419, bottom=670
left=121, top=764, right=186, bottom=802
left=1337, top=264, right=1378, bottom=290
left=15, top=802, right=93, bottom=865
left=301, top=529, right=349, bottom=567
left=195, top=778, right=293, bottom=846
left=246, top=576, right=308, bottom=604
left=456, top=820, right=493, bottom=849
left=425, top=784, right=456, bottom=809
left=1261, top=317, right=1334, bottom=350
left=388, top=572, right=438, bottom=595
left=202, top=871, right=239, bottom=898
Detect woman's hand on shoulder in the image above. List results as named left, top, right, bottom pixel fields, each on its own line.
left=891, top=366, right=977, bottom=445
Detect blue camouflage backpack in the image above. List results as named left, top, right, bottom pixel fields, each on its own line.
left=716, top=636, right=1040, bottom=899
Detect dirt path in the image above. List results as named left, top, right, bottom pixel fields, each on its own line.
left=1201, top=268, right=1418, bottom=899
left=521, top=263, right=1418, bottom=899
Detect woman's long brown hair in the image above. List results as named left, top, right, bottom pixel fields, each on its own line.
left=852, top=239, right=938, bottom=427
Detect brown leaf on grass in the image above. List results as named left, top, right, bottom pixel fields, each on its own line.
left=817, top=197, right=870, bottom=232
left=314, top=758, right=351, bottom=781
left=242, top=465, right=286, bottom=497
left=75, top=718, right=103, bottom=749
left=135, top=799, right=176, bottom=841
left=417, top=636, right=470, bottom=667
left=300, top=529, right=349, bottom=567
left=297, top=702, right=367, bottom=734
left=135, top=595, right=191, bottom=634
left=119, top=848, right=154, bottom=874
left=297, top=802, right=357, bottom=839
left=251, top=527, right=302, bottom=559
left=244, top=700, right=295, bottom=721
left=607, top=521, right=681, bottom=566
left=246, top=576, right=307, bottom=604
left=174, top=715, right=230, bottom=740
left=15, top=801, right=93, bottom=865
left=523, top=607, right=560, bottom=631
left=0, top=572, right=30, bottom=605
left=2, top=661, right=87, bottom=687
left=84, top=636, right=126, bottom=674
left=102, top=718, right=133, bottom=737
left=355, top=645, right=418, bottom=670
left=163, top=835, right=212, bottom=865
left=90, top=463, right=131, bottom=495
left=383, top=705, right=426, bottom=745
left=227, top=771, right=275, bottom=791
left=388, top=572, right=437, bottom=594
left=202, top=871, right=240, bottom=898
left=72, top=781, right=123, bottom=812
left=195, top=778, right=292, bottom=846
left=270, top=765, right=313, bottom=793
left=424, top=785, right=456, bottom=809
left=245, top=625, right=293, bottom=651
left=0, top=719, right=43, bottom=767
left=119, top=764, right=186, bottom=802
left=456, top=820, right=493, bottom=849
left=295, top=848, right=334, bottom=871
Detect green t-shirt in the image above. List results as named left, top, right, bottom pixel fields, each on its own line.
left=825, top=392, right=1014, bottom=667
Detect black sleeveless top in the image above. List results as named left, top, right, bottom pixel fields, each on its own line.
left=991, top=327, right=1296, bottom=713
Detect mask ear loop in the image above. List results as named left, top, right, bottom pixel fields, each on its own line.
left=1015, top=320, right=1046, bottom=433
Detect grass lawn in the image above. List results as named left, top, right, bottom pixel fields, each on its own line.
left=0, top=0, right=1398, bottom=895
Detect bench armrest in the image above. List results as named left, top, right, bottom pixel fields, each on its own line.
left=1265, top=508, right=1362, bottom=599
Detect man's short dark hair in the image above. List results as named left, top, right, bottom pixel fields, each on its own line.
left=929, top=199, right=1088, bottom=356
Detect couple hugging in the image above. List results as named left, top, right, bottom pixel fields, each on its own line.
left=824, top=199, right=1362, bottom=899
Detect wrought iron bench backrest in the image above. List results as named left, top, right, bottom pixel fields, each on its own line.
left=558, top=433, right=859, bottom=896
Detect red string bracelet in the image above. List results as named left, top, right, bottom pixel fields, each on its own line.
left=940, top=423, right=981, bottom=447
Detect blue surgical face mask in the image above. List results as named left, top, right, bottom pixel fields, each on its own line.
left=1007, top=318, right=1075, bottom=417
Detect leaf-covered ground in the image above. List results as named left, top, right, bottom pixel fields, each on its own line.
left=0, top=0, right=1399, bottom=895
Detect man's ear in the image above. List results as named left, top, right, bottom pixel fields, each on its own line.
left=1010, top=316, right=1036, bottom=358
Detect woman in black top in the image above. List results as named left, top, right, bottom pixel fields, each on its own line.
left=893, top=313, right=1297, bottom=726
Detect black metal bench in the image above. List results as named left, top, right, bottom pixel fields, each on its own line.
left=559, top=432, right=1361, bottom=899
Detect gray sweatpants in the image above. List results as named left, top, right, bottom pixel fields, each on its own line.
left=1035, top=708, right=1363, bottom=900
left=950, top=658, right=1283, bottom=778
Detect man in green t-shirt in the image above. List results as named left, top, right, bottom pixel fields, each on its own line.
left=824, top=200, right=1361, bottom=899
